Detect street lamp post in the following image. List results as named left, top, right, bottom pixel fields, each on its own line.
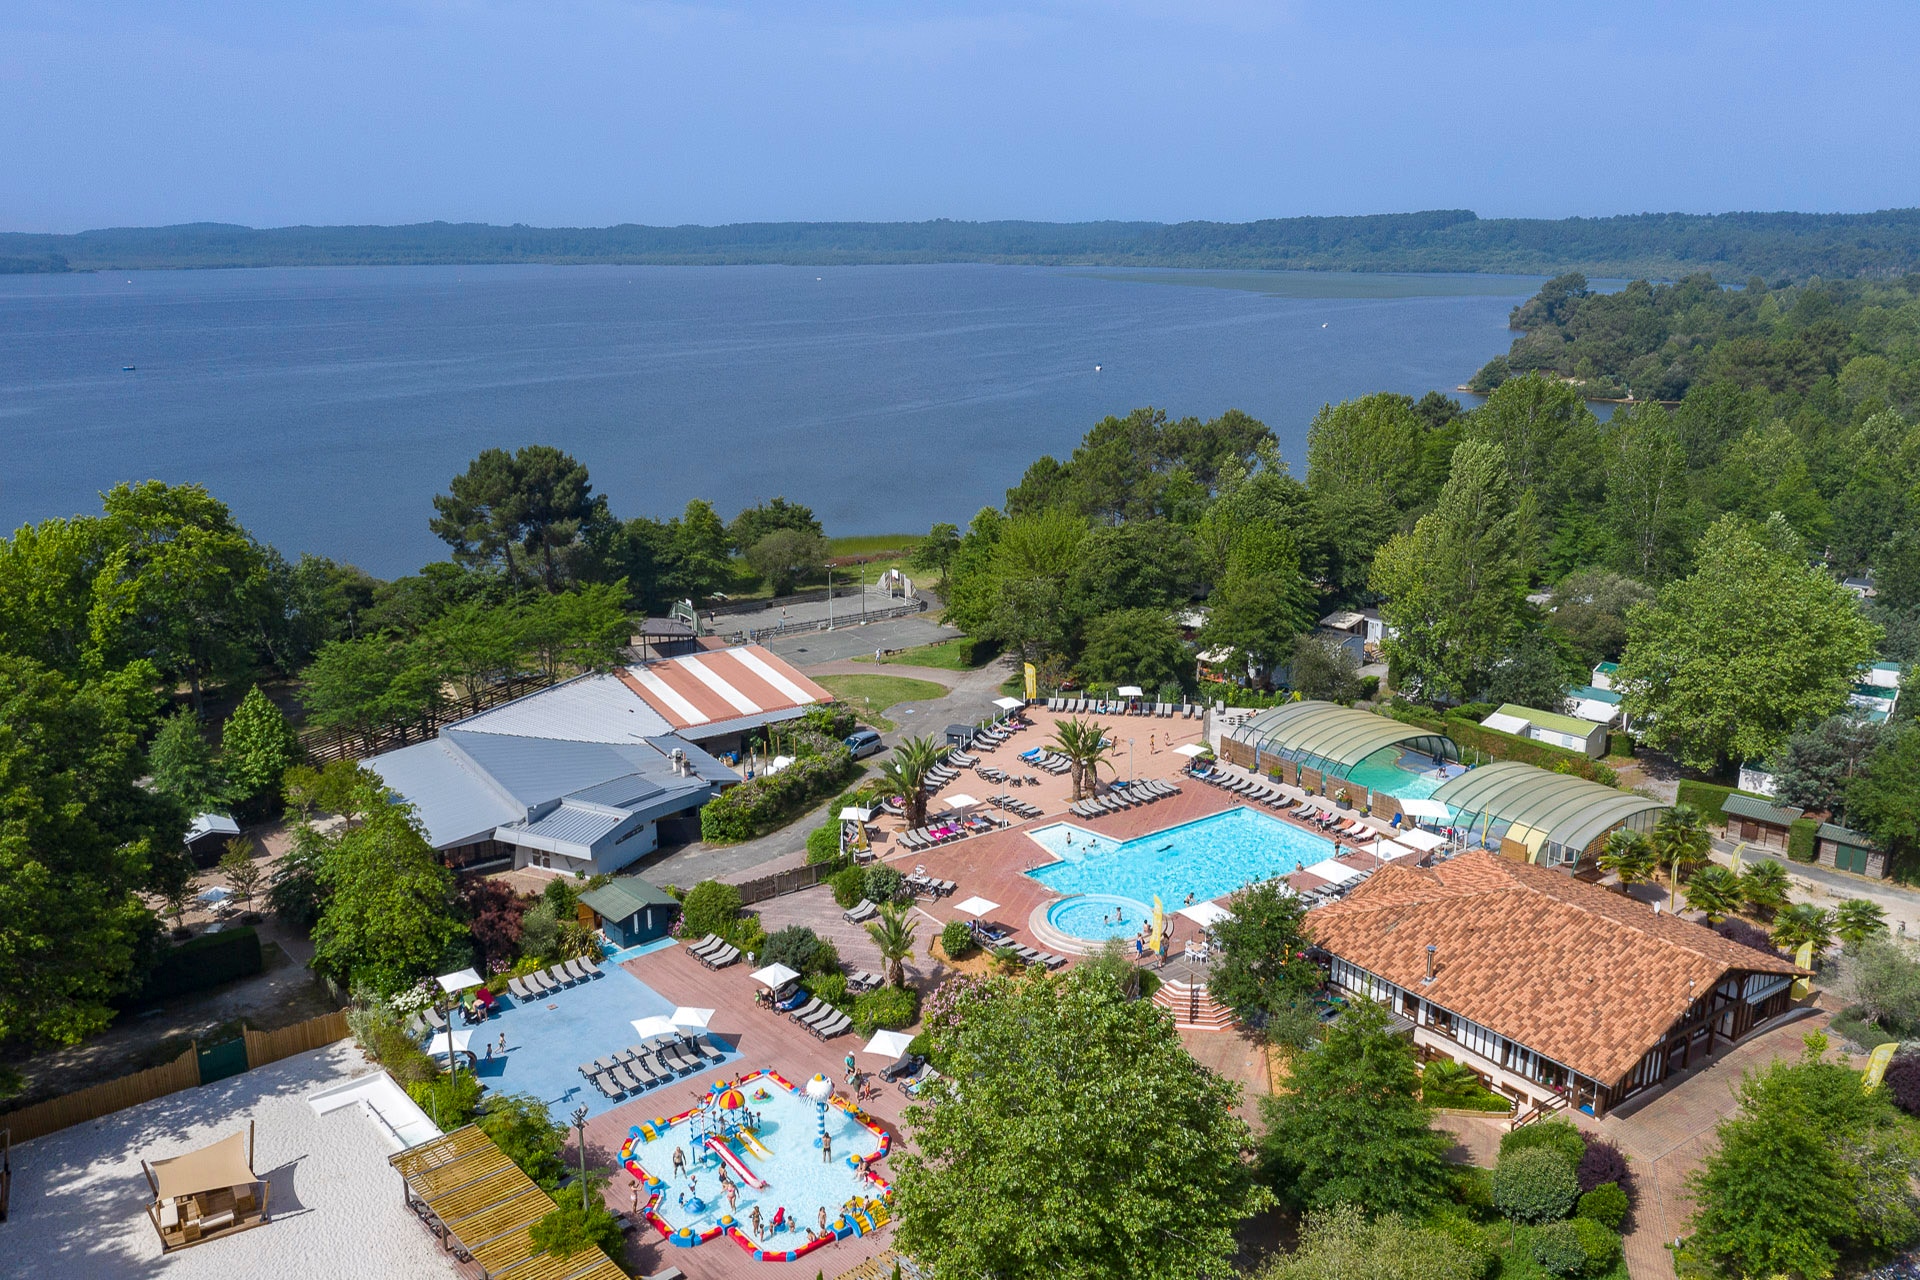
left=826, top=568, right=833, bottom=628
left=571, top=1103, right=591, bottom=1212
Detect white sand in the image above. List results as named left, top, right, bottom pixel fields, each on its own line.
left=7, top=1041, right=460, bottom=1280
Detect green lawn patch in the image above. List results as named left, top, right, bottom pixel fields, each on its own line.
left=817, top=674, right=949, bottom=732
left=827, top=533, right=918, bottom=557
left=854, top=636, right=997, bottom=671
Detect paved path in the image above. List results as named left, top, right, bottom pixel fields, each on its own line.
left=765, top=616, right=958, bottom=665
left=1710, top=834, right=1920, bottom=935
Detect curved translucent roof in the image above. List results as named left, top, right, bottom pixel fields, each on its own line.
left=1226, top=701, right=1458, bottom=772
left=1431, top=761, right=1666, bottom=852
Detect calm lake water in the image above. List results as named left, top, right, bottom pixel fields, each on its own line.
left=0, top=264, right=1537, bottom=577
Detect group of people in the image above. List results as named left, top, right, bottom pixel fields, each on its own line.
left=663, top=1137, right=838, bottom=1245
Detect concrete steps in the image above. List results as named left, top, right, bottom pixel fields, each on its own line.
left=1152, top=975, right=1236, bottom=1031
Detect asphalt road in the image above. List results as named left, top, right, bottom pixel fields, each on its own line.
left=765, top=615, right=959, bottom=666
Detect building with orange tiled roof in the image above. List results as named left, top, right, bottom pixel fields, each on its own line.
left=1307, top=850, right=1804, bottom=1118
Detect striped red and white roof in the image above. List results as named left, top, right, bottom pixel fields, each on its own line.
left=616, top=644, right=832, bottom=732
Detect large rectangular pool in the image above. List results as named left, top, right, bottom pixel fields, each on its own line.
left=1025, top=806, right=1336, bottom=915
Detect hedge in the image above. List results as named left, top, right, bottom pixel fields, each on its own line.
left=1674, top=778, right=1767, bottom=825
left=1606, top=731, right=1634, bottom=759
left=700, top=746, right=858, bottom=843
left=1387, top=707, right=1618, bottom=786
left=136, top=926, right=265, bottom=1002
left=1788, top=818, right=1819, bottom=862
left=853, top=985, right=919, bottom=1035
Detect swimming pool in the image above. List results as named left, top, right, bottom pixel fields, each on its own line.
left=1340, top=747, right=1463, bottom=801
left=622, top=1068, right=891, bottom=1262
left=1026, top=807, right=1335, bottom=928
left=1045, top=893, right=1153, bottom=941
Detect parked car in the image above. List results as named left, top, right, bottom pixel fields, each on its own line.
left=845, top=729, right=884, bottom=759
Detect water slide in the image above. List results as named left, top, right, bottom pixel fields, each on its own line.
left=705, top=1136, right=768, bottom=1189
left=738, top=1129, right=773, bottom=1160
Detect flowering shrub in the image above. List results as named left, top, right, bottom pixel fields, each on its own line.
left=390, top=982, right=436, bottom=1015
left=700, top=746, right=858, bottom=843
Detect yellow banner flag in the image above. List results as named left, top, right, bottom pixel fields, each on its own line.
left=1791, top=940, right=1815, bottom=1000
left=1023, top=662, right=1038, bottom=702
left=1866, top=1042, right=1898, bottom=1089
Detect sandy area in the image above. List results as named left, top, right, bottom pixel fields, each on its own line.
left=7, top=1041, right=458, bottom=1280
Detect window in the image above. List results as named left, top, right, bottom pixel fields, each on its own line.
left=1457, top=1017, right=1502, bottom=1062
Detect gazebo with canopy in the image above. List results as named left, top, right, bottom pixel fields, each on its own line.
left=143, top=1126, right=269, bottom=1251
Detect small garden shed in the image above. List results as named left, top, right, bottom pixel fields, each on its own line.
left=577, top=876, right=680, bottom=949
left=1720, top=794, right=1804, bottom=853
left=1816, top=821, right=1887, bottom=880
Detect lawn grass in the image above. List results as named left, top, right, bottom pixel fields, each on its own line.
left=817, top=673, right=949, bottom=732
left=852, top=636, right=997, bottom=671
left=827, top=533, right=919, bottom=556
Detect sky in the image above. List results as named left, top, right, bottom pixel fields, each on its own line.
left=4, top=0, right=1917, bottom=232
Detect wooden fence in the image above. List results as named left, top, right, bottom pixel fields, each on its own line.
left=297, top=673, right=559, bottom=765
left=0, top=1009, right=353, bottom=1148
left=0, top=1047, right=201, bottom=1145
left=244, top=1009, right=351, bottom=1071
left=734, top=862, right=832, bottom=906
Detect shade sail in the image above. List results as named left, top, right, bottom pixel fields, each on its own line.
left=427, top=1027, right=475, bottom=1058
left=436, top=968, right=484, bottom=993
left=1301, top=858, right=1363, bottom=885
left=943, top=793, right=980, bottom=809
left=861, top=1029, right=916, bottom=1058
left=953, top=896, right=999, bottom=917
left=838, top=806, right=873, bottom=822
left=1176, top=901, right=1232, bottom=927
left=1116, top=686, right=1145, bottom=697
left=1173, top=742, right=1209, bottom=757
left=993, top=696, right=1025, bottom=710
left=197, top=886, right=232, bottom=904
left=1398, top=797, right=1452, bottom=820
left=151, top=1131, right=256, bottom=1202
left=670, top=1007, right=714, bottom=1029
left=1396, top=829, right=1447, bottom=852
left=632, top=1015, right=679, bottom=1040
left=749, top=963, right=800, bottom=989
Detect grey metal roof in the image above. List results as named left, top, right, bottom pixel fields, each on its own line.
left=670, top=705, right=817, bottom=743
left=442, top=730, right=664, bottom=808
left=366, top=738, right=523, bottom=849
left=1227, top=701, right=1458, bottom=773
left=1818, top=821, right=1876, bottom=848
left=1721, top=793, right=1804, bottom=825
left=453, top=673, right=673, bottom=744
left=579, top=877, right=678, bottom=921
left=511, top=801, right=631, bottom=849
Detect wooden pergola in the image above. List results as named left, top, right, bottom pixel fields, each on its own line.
left=390, top=1124, right=626, bottom=1280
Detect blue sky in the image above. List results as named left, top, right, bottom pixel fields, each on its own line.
left=3, top=1, right=1914, bottom=231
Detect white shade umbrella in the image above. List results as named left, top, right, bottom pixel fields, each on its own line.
left=1176, top=900, right=1232, bottom=928
left=670, top=1006, right=715, bottom=1030
left=750, top=962, right=800, bottom=990
left=435, top=967, right=484, bottom=993
left=197, top=886, right=232, bottom=905
left=943, top=793, right=980, bottom=809
left=1396, top=829, right=1447, bottom=852
left=1116, top=685, right=1145, bottom=697
left=427, top=1027, right=474, bottom=1059
left=862, top=1029, right=916, bottom=1059
left=839, top=805, right=873, bottom=822
left=992, top=696, right=1025, bottom=711
left=1173, top=742, right=1208, bottom=757
left=954, top=896, right=999, bottom=918
left=632, top=1015, right=680, bottom=1040
left=1398, top=797, right=1451, bottom=821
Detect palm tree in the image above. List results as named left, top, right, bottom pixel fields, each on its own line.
left=1683, top=865, right=1743, bottom=923
left=1652, top=804, right=1711, bottom=908
left=1597, top=829, right=1657, bottom=887
left=1834, top=898, right=1889, bottom=949
left=1051, top=717, right=1115, bottom=801
left=880, top=735, right=943, bottom=829
left=1738, top=859, right=1792, bottom=919
left=865, top=902, right=919, bottom=989
left=1772, top=903, right=1836, bottom=956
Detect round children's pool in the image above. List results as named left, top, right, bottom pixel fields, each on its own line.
left=1045, top=893, right=1155, bottom=942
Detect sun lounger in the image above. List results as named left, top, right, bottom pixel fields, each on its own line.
left=626, top=1057, right=664, bottom=1090
left=788, top=997, right=826, bottom=1024
left=592, top=1072, right=625, bottom=1100
left=844, top=899, right=878, bottom=923
left=810, top=1011, right=852, bottom=1039
left=704, top=943, right=741, bottom=968
left=800, top=1002, right=844, bottom=1031
left=560, top=958, right=590, bottom=982
left=521, top=970, right=553, bottom=997
left=691, top=1034, right=726, bottom=1064
left=687, top=933, right=724, bottom=958
left=663, top=1044, right=702, bottom=1074
left=423, top=1006, right=448, bottom=1031
left=507, top=976, right=533, bottom=1001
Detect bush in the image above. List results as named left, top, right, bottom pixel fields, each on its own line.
left=1575, top=1182, right=1629, bottom=1230
left=1574, top=1137, right=1634, bottom=1201
left=1450, top=1164, right=1495, bottom=1219
left=529, top=1196, right=625, bottom=1260
left=1787, top=817, right=1819, bottom=862
left=1358, top=675, right=1381, bottom=701
left=762, top=925, right=825, bottom=974
left=1491, top=1146, right=1580, bottom=1225
left=805, top=822, right=842, bottom=866
left=808, top=938, right=841, bottom=978
left=863, top=866, right=906, bottom=904
left=852, top=985, right=919, bottom=1035
left=1674, top=779, right=1759, bottom=826
left=407, top=1069, right=482, bottom=1128
left=1499, top=1116, right=1586, bottom=1165
left=478, top=1093, right=567, bottom=1189
left=699, top=747, right=857, bottom=842
left=134, top=926, right=265, bottom=1002
left=348, top=1006, right=438, bottom=1083
left=826, top=866, right=866, bottom=908
left=940, top=918, right=976, bottom=960
left=681, top=880, right=742, bottom=939
left=1714, top=917, right=1781, bottom=956
left=1885, top=1053, right=1920, bottom=1115
left=1606, top=730, right=1634, bottom=758
left=811, top=971, right=850, bottom=1009
left=1530, top=1217, right=1620, bottom=1277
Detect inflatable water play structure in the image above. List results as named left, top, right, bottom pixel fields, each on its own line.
left=619, top=1067, right=895, bottom=1262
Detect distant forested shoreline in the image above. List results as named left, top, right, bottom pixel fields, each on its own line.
left=7, top=208, right=1920, bottom=279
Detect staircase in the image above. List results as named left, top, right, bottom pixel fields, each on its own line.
left=1152, top=974, right=1236, bottom=1031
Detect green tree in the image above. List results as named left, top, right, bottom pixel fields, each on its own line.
left=1616, top=515, right=1881, bottom=771
left=1492, top=1145, right=1580, bottom=1225
left=1770, top=715, right=1885, bottom=816
left=478, top=1094, right=568, bottom=1189
left=1652, top=805, right=1712, bottom=895
left=1201, top=522, right=1317, bottom=684
left=864, top=901, right=919, bottom=989
left=301, top=635, right=443, bottom=749
left=744, top=528, right=828, bottom=598
left=1306, top=393, right=1438, bottom=520
left=1836, top=898, right=1890, bottom=949
left=528, top=1194, right=624, bottom=1260
left=1597, top=828, right=1657, bottom=887
left=430, top=445, right=609, bottom=592
left=310, top=799, right=463, bottom=995
left=1846, top=724, right=1920, bottom=860
left=1683, top=864, right=1743, bottom=923
left=1260, top=999, right=1452, bottom=1218
left=513, top=580, right=631, bottom=680
left=1469, top=374, right=1603, bottom=553
left=1372, top=439, right=1533, bottom=703
left=1602, top=403, right=1691, bottom=580
left=1077, top=608, right=1191, bottom=694
left=0, top=657, right=178, bottom=1046
left=908, top=522, right=961, bottom=584
left=1286, top=633, right=1363, bottom=703
left=726, top=495, right=821, bottom=554
left=1845, top=938, right=1920, bottom=1034
left=974, top=507, right=1087, bottom=665
left=218, top=838, right=263, bottom=915
left=664, top=499, right=735, bottom=601
left=877, top=736, right=943, bottom=830
left=1207, top=880, right=1319, bottom=1025
left=0, top=512, right=109, bottom=674
left=421, top=600, right=523, bottom=704
left=1067, top=521, right=1202, bottom=620
left=1739, top=858, right=1792, bottom=919
left=1049, top=717, right=1114, bottom=803
left=220, top=685, right=300, bottom=812
left=1485, top=630, right=1575, bottom=713
left=1689, top=1041, right=1920, bottom=1279
left=893, top=967, right=1271, bottom=1280
left=1772, top=903, right=1836, bottom=955
left=148, top=707, right=228, bottom=814
left=1546, top=570, right=1655, bottom=667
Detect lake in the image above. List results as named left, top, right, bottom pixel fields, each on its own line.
left=0, top=264, right=1537, bottom=577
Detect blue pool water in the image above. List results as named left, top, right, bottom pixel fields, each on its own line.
left=633, top=1075, right=886, bottom=1246
left=1026, top=807, right=1335, bottom=929
left=1341, top=747, right=1462, bottom=801
left=1045, top=893, right=1153, bottom=942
